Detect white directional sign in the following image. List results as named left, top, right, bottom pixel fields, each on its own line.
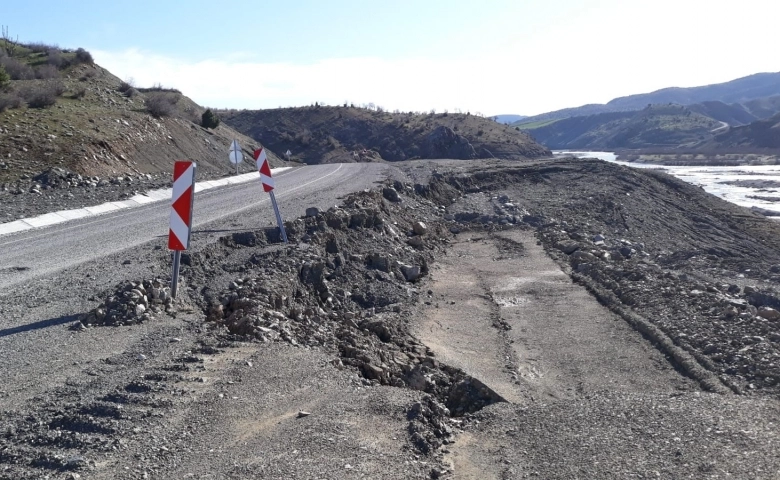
left=229, top=139, right=242, bottom=164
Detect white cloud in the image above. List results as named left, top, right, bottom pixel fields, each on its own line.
left=93, top=48, right=497, bottom=113
left=92, top=0, right=780, bottom=118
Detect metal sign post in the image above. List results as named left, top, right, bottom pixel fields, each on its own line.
left=269, top=190, right=288, bottom=243
left=168, top=161, right=196, bottom=298
left=228, top=139, right=242, bottom=175
left=171, top=251, right=181, bottom=298
left=253, top=147, right=288, bottom=243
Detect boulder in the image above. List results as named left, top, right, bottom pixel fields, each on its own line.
left=412, top=221, right=428, bottom=236
left=757, top=306, right=780, bottom=321
left=305, top=207, right=320, bottom=217
left=399, top=264, right=422, bottom=282
left=382, top=187, right=401, bottom=202
left=571, top=251, right=597, bottom=263
left=556, top=241, right=579, bottom=255
left=407, top=236, right=424, bottom=248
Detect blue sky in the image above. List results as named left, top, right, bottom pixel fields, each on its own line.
left=1, top=0, right=778, bottom=115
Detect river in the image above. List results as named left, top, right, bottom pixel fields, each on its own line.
left=554, top=151, right=780, bottom=215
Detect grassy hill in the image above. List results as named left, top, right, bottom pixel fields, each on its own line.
left=221, top=106, right=550, bottom=164
left=525, top=105, right=721, bottom=149
left=0, top=38, right=277, bottom=186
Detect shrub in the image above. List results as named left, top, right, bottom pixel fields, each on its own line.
left=0, top=65, right=9, bottom=90
left=137, top=83, right=181, bottom=94
left=72, top=86, right=86, bottom=99
left=201, top=108, right=219, bottom=129
left=117, top=78, right=134, bottom=93
left=24, top=41, right=59, bottom=54
left=47, top=49, right=64, bottom=67
left=35, top=64, right=59, bottom=79
left=21, top=83, right=61, bottom=108
left=79, top=68, right=96, bottom=81
left=0, top=93, right=22, bottom=112
left=145, top=92, right=179, bottom=117
left=0, top=56, right=33, bottom=80
left=74, top=48, right=93, bottom=64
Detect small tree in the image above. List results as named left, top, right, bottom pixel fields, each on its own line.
left=201, top=108, right=219, bottom=129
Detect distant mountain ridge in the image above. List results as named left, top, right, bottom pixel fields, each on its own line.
left=516, top=72, right=780, bottom=126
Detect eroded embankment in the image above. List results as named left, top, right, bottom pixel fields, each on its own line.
left=429, top=158, right=780, bottom=395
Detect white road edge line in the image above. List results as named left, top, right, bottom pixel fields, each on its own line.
left=0, top=167, right=293, bottom=239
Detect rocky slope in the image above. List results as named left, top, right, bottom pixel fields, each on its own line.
left=0, top=43, right=283, bottom=193
left=220, top=106, right=550, bottom=164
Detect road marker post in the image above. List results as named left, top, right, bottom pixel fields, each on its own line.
left=168, top=160, right=196, bottom=298
left=253, top=147, right=288, bottom=243
left=228, top=139, right=242, bottom=175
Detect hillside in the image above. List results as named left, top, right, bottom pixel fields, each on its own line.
left=525, top=104, right=721, bottom=149
left=515, top=72, right=780, bottom=126
left=0, top=39, right=279, bottom=189
left=702, top=113, right=780, bottom=150
left=686, top=100, right=757, bottom=126
left=221, top=106, right=550, bottom=164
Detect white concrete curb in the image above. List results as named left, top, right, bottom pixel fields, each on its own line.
left=0, top=168, right=292, bottom=238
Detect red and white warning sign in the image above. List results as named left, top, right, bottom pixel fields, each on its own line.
left=253, top=147, right=274, bottom=192
left=168, top=160, right=196, bottom=251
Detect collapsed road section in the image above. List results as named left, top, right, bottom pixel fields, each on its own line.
left=2, top=158, right=780, bottom=479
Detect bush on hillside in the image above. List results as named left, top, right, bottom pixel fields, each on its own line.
left=74, top=48, right=93, bottom=64
left=201, top=108, right=220, bottom=129
left=117, top=78, right=134, bottom=93
left=0, top=93, right=22, bottom=112
left=0, top=65, right=9, bottom=90
left=145, top=92, right=179, bottom=117
left=35, top=64, right=59, bottom=79
left=137, top=83, right=182, bottom=94
left=46, top=49, right=64, bottom=67
left=24, top=41, right=59, bottom=54
left=0, top=56, right=33, bottom=80
left=72, top=86, right=86, bottom=99
left=20, top=82, right=63, bottom=108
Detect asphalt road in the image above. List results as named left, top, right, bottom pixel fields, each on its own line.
left=0, top=162, right=389, bottom=409
left=0, top=163, right=388, bottom=290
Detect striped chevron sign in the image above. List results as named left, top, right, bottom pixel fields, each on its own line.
left=168, top=161, right=196, bottom=251
left=253, top=147, right=274, bottom=192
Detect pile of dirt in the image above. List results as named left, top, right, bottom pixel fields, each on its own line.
left=80, top=278, right=174, bottom=327
left=220, top=105, right=551, bottom=164
left=80, top=181, right=508, bottom=457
